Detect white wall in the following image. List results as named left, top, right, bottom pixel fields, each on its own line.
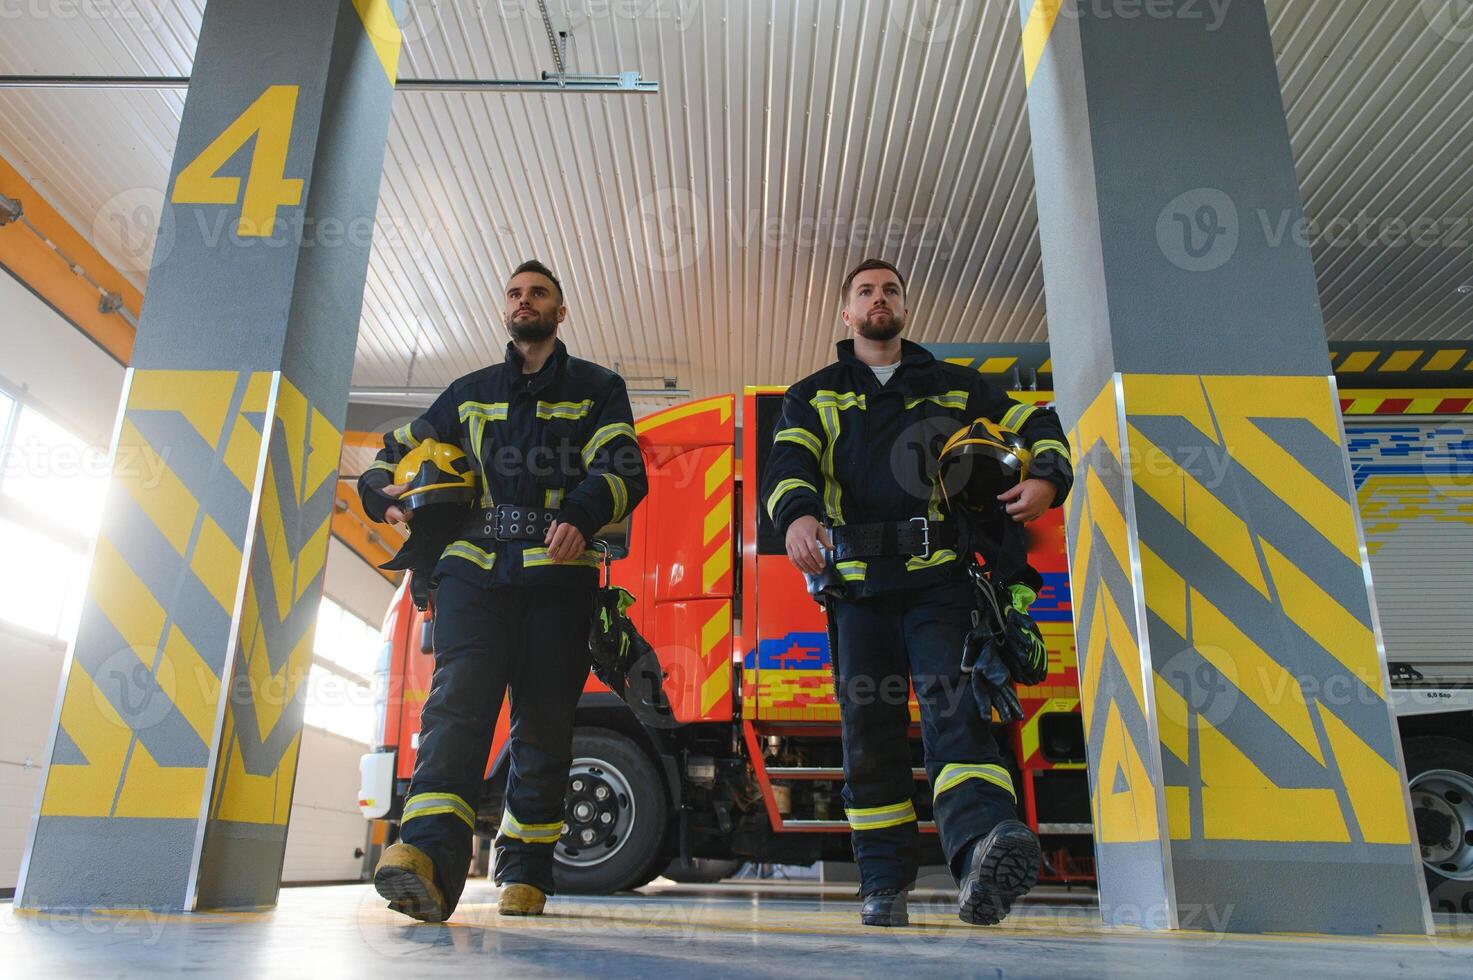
left=281, top=727, right=373, bottom=883
left=0, top=624, right=66, bottom=890
left=0, top=269, right=125, bottom=445
left=322, top=537, right=395, bottom=628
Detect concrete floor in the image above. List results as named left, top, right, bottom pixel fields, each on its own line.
left=4, top=880, right=1471, bottom=978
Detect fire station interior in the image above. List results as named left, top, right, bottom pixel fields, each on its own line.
left=2, top=1, right=1473, bottom=977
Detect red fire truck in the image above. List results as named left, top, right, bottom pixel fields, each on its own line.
left=358, top=347, right=1473, bottom=906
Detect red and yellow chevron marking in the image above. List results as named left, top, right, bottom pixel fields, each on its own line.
left=1339, top=388, right=1473, bottom=415
left=635, top=394, right=733, bottom=436
left=699, top=603, right=733, bottom=717
left=701, top=447, right=734, bottom=594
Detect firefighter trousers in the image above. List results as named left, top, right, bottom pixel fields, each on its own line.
left=833, top=576, right=1019, bottom=896
left=399, top=574, right=593, bottom=913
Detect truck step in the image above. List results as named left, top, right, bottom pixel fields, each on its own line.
left=765, top=767, right=927, bottom=780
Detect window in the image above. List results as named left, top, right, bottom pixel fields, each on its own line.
left=304, top=596, right=381, bottom=743
left=0, top=392, right=105, bottom=642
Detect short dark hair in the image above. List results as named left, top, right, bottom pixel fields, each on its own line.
left=510, top=259, right=563, bottom=302
left=840, top=257, right=906, bottom=301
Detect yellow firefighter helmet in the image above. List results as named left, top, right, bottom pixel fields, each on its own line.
left=391, top=439, right=477, bottom=513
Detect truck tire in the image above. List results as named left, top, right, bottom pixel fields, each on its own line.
left=661, top=857, right=745, bottom=884
left=1404, top=735, right=1473, bottom=914
left=552, top=728, right=670, bottom=894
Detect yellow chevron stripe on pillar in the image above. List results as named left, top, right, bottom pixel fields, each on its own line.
left=1197, top=714, right=1348, bottom=843
left=1126, top=422, right=1271, bottom=597
left=350, top=0, right=403, bottom=85
left=206, top=376, right=343, bottom=829
left=41, top=661, right=131, bottom=817
left=1096, top=701, right=1159, bottom=844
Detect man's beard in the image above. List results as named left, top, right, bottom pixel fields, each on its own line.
left=507, top=311, right=558, bottom=343
left=856, top=310, right=905, bottom=342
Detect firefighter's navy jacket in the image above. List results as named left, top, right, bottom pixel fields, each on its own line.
left=358, top=339, right=647, bottom=590
left=762, top=339, right=1072, bottom=598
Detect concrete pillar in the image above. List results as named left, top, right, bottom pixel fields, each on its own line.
left=18, top=0, right=405, bottom=911
left=1014, top=0, right=1430, bottom=934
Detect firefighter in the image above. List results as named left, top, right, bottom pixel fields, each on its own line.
left=358, top=259, right=647, bottom=922
left=762, top=258, right=1073, bottom=928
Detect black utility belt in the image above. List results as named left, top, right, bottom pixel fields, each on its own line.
left=462, top=504, right=559, bottom=543
left=829, top=518, right=956, bottom=562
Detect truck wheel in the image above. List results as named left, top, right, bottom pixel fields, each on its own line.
left=661, top=857, right=745, bottom=884
left=552, top=728, right=670, bottom=894
left=1405, top=736, right=1473, bottom=914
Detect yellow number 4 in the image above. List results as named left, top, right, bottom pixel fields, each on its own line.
left=172, top=85, right=303, bottom=238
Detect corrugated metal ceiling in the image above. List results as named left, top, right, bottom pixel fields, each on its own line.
left=1, top=0, right=1470, bottom=417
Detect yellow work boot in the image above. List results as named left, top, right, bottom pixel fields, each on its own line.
left=373, top=842, right=448, bottom=923
left=497, top=882, right=547, bottom=916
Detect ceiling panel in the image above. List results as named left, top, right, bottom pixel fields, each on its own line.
left=0, top=0, right=1468, bottom=412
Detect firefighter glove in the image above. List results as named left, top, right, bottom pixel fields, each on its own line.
left=963, top=626, right=1025, bottom=724
left=1001, top=583, right=1049, bottom=686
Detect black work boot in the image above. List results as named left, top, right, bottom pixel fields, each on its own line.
left=860, top=888, right=909, bottom=927
left=957, top=819, right=1040, bottom=926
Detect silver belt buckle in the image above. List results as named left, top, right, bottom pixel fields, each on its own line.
left=909, top=517, right=931, bottom=561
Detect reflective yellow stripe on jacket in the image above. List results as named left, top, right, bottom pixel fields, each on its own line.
left=537, top=399, right=594, bottom=421
left=810, top=391, right=866, bottom=525
left=904, top=389, right=968, bottom=411
left=766, top=478, right=819, bottom=521
left=443, top=540, right=497, bottom=570
left=582, top=421, right=638, bottom=466
left=1031, top=438, right=1069, bottom=462
left=775, top=426, right=822, bottom=460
